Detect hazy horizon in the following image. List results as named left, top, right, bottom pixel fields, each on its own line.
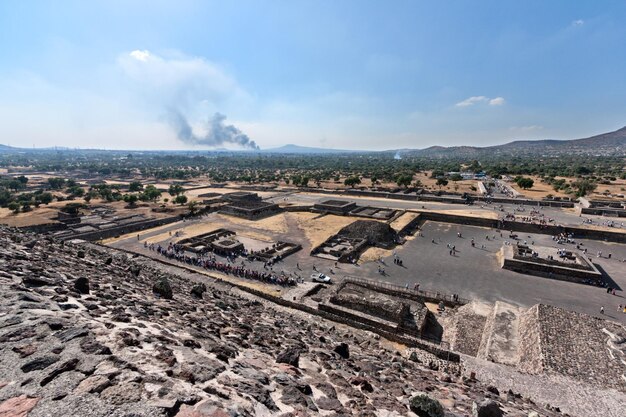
left=1, top=1, right=625, bottom=151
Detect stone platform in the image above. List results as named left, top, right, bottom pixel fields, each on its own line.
left=500, top=244, right=602, bottom=284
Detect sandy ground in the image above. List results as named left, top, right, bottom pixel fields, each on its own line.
left=508, top=175, right=626, bottom=200
left=215, top=213, right=289, bottom=233
left=390, top=211, right=419, bottom=231
left=360, top=247, right=393, bottom=263
left=508, top=176, right=570, bottom=199
left=138, top=218, right=277, bottom=246
left=286, top=212, right=355, bottom=248
left=590, top=178, right=626, bottom=199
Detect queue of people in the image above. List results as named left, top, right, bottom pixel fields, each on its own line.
left=146, top=242, right=297, bottom=287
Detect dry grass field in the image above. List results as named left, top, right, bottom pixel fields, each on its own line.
left=508, top=176, right=570, bottom=199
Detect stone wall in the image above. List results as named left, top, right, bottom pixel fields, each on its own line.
left=329, top=292, right=408, bottom=323
left=318, top=303, right=401, bottom=335
left=61, top=216, right=180, bottom=241
left=500, top=247, right=602, bottom=284
left=417, top=211, right=626, bottom=243
left=20, top=222, right=66, bottom=233
left=219, top=203, right=282, bottom=220
left=581, top=207, right=626, bottom=217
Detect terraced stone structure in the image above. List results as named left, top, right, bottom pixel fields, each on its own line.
left=219, top=200, right=281, bottom=220
left=312, top=199, right=357, bottom=214
left=518, top=304, right=626, bottom=391
left=326, top=281, right=431, bottom=338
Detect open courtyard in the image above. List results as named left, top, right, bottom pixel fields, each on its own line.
left=108, top=203, right=626, bottom=323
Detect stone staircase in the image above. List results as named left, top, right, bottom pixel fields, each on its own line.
left=446, top=301, right=526, bottom=366
left=476, top=301, right=526, bottom=366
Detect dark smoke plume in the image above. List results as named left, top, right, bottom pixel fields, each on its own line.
left=168, top=110, right=259, bottom=150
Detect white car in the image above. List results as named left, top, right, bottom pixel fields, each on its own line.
left=311, top=273, right=331, bottom=284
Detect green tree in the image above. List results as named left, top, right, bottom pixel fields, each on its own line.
left=61, top=202, right=85, bottom=215
left=37, top=192, right=53, bottom=205
left=344, top=176, right=362, bottom=188
left=168, top=184, right=185, bottom=196
left=123, top=193, right=139, bottom=207
left=8, top=201, right=20, bottom=213
left=174, top=195, right=188, bottom=205
left=8, top=180, right=23, bottom=192
left=572, top=179, right=597, bottom=197
left=128, top=181, right=143, bottom=192
left=516, top=177, right=534, bottom=190
left=395, top=173, right=413, bottom=188
left=436, top=178, right=448, bottom=189
left=142, top=185, right=162, bottom=201
left=449, top=173, right=463, bottom=182
left=67, top=185, right=85, bottom=197
left=187, top=201, right=200, bottom=215
left=47, top=177, right=66, bottom=190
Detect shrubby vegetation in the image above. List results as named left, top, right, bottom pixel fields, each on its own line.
left=0, top=149, right=623, bottom=212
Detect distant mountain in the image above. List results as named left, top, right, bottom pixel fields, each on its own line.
left=0, top=144, right=19, bottom=152
left=398, top=126, right=626, bottom=158
left=1, top=126, right=624, bottom=157
left=261, top=144, right=358, bottom=154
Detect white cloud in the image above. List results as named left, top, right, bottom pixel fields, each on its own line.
left=117, top=49, right=252, bottom=113
left=455, top=95, right=505, bottom=107
left=455, top=96, right=488, bottom=107
left=129, top=49, right=151, bottom=61
left=572, top=19, right=584, bottom=26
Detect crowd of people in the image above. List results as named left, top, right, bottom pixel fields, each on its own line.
left=145, top=242, right=298, bottom=287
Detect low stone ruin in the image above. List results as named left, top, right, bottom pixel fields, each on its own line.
left=177, top=229, right=243, bottom=255
left=500, top=244, right=602, bottom=284
left=311, top=220, right=400, bottom=262
left=219, top=200, right=281, bottom=220
left=325, top=281, right=431, bottom=339
left=312, top=199, right=398, bottom=220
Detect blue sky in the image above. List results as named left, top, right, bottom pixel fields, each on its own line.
left=1, top=0, right=625, bottom=150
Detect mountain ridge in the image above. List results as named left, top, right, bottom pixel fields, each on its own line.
left=1, top=126, right=624, bottom=155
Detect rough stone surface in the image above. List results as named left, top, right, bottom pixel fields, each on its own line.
left=276, top=347, right=300, bottom=368
left=74, top=277, right=90, bottom=294
left=0, top=395, right=40, bottom=417
left=409, top=393, right=445, bottom=417
left=472, top=399, right=503, bottom=417
left=153, top=277, right=173, bottom=299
